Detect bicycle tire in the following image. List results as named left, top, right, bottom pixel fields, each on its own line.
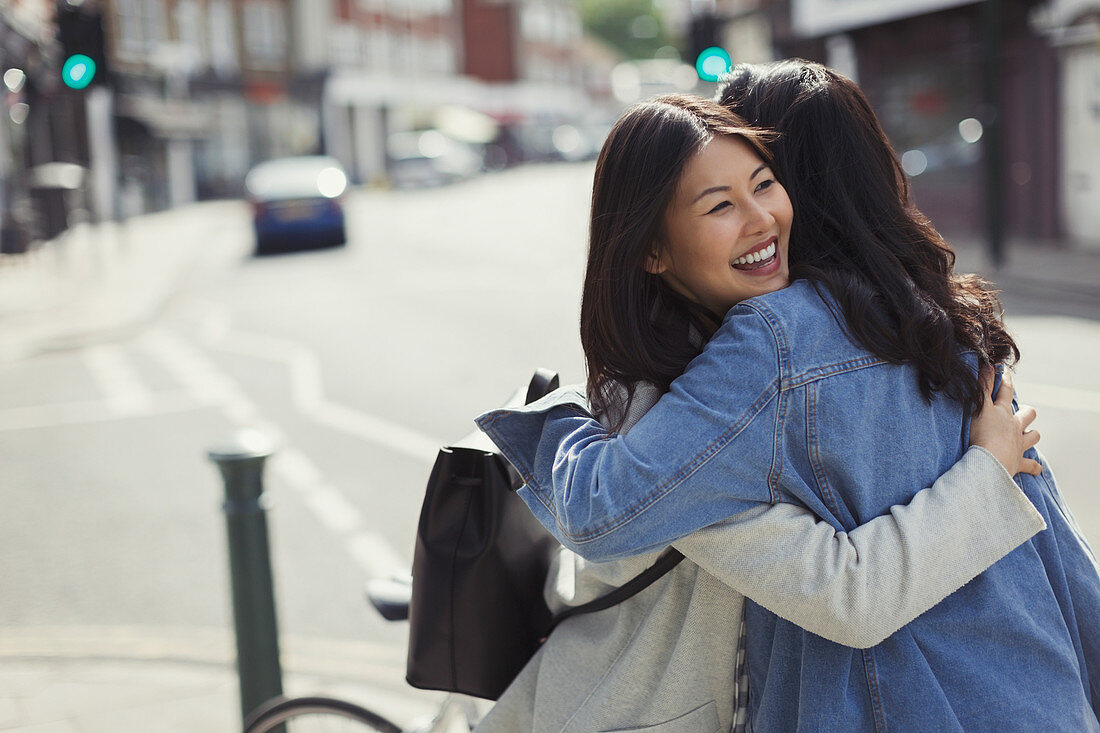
left=243, top=695, right=403, bottom=733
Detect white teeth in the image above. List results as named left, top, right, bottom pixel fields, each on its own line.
left=733, top=242, right=776, bottom=266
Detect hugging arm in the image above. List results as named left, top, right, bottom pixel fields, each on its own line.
left=478, top=306, right=1046, bottom=645
left=673, top=445, right=1043, bottom=648
left=671, top=364, right=1046, bottom=647
left=477, top=307, right=785, bottom=559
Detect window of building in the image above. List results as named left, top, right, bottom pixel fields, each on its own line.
left=115, top=0, right=166, bottom=59
left=175, top=0, right=208, bottom=69
left=331, top=23, right=363, bottom=66
left=208, top=0, right=239, bottom=75
left=243, top=0, right=288, bottom=69
left=366, top=28, right=392, bottom=71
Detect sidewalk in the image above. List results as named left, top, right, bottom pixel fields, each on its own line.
left=0, top=200, right=248, bottom=362
left=950, top=235, right=1100, bottom=316
left=0, top=626, right=452, bottom=732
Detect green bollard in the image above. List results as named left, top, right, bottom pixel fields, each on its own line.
left=208, top=430, right=284, bottom=725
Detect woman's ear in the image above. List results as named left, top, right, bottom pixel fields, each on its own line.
left=645, top=248, right=666, bottom=275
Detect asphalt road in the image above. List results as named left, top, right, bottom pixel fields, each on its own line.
left=1, top=163, right=1098, bottom=701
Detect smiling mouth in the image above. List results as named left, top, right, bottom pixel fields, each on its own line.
left=732, top=239, right=778, bottom=271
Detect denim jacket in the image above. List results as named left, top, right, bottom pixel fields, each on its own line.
left=477, top=279, right=1100, bottom=732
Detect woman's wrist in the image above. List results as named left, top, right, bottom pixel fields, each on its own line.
left=967, top=444, right=1018, bottom=483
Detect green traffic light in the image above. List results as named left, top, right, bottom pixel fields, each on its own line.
left=695, top=46, right=731, bottom=82
left=62, top=54, right=96, bottom=89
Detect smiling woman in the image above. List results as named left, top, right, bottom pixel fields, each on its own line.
left=649, top=135, right=792, bottom=316
left=579, top=95, right=785, bottom=427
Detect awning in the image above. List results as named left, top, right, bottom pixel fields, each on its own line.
left=114, top=94, right=215, bottom=139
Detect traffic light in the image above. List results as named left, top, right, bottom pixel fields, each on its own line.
left=695, top=47, right=731, bottom=82
left=688, top=13, right=731, bottom=82
left=56, top=1, right=108, bottom=89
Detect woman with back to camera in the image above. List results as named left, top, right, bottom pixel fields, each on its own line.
left=474, top=90, right=1050, bottom=733
left=478, top=62, right=1100, bottom=731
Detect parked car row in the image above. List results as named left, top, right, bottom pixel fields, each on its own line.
left=242, top=120, right=613, bottom=254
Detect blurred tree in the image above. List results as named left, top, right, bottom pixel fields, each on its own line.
left=579, top=0, right=673, bottom=60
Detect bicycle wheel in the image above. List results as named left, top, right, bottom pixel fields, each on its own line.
left=243, top=695, right=403, bottom=733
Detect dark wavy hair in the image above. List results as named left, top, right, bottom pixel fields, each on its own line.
left=581, top=94, right=775, bottom=428
left=716, top=60, right=1017, bottom=413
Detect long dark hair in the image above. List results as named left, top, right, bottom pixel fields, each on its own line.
left=581, top=94, right=774, bottom=428
left=717, top=60, right=1017, bottom=413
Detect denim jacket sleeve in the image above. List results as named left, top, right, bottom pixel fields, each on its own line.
left=476, top=305, right=782, bottom=560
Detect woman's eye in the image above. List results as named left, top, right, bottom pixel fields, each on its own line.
left=706, top=201, right=731, bottom=214
left=755, top=179, right=775, bottom=193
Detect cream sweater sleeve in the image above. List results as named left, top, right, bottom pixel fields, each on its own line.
left=673, top=445, right=1046, bottom=648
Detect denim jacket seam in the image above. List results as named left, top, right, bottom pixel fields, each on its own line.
left=558, top=306, right=785, bottom=543
left=741, top=297, right=887, bottom=389
left=805, top=382, right=841, bottom=520
left=862, top=648, right=888, bottom=733
left=741, top=300, right=789, bottom=505
left=483, top=383, right=780, bottom=542
left=768, top=385, right=787, bottom=505
left=785, top=356, right=888, bottom=390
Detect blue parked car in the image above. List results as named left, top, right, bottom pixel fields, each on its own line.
left=245, top=156, right=348, bottom=255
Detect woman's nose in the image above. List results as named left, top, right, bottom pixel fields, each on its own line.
left=744, top=200, right=776, bottom=235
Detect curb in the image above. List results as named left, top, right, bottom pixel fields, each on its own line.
left=0, top=625, right=448, bottom=732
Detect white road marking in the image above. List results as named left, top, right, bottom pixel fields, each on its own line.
left=81, top=345, right=154, bottom=415
left=345, top=532, right=411, bottom=582
left=270, top=447, right=324, bottom=487
left=143, top=327, right=409, bottom=579
left=6, top=316, right=425, bottom=579
left=302, top=486, right=365, bottom=536
left=0, top=392, right=200, bottom=432
left=139, top=329, right=246, bottom=408
left=310, top=401, right=441, bottom=464
left=209, top=329, right=441, bottom=463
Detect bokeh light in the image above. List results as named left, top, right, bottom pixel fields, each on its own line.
left=317, top=167, right=347, bottom=198
left=901, top=149, right=928, bottom=177
left=958, top=117, right=984, bottom=144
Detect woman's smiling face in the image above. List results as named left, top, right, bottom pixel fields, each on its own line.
left=650, top=134, right=793, bottom=316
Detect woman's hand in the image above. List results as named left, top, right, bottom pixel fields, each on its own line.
left=969, top=367, right=1042, bottom=476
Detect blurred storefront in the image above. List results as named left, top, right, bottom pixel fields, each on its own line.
left=1042, top=0, right=1100, bottom=249
left=17, top=0, right=600, bottom=224
left=780, top=0, right=1065, bottom=244
left=320, top=0, right=590, bottom=185
left=1, top=0, right=57, bottom=251
left=107, top=0, right=322, bottom=206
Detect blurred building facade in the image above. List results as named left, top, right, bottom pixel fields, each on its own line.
left=1, top=0, right=596, bottom=243
left=3, top=0, right=1098, bottom=252
left=1, top=0, right=59, bottom=250
left=321, top=0, right=590, bottom=183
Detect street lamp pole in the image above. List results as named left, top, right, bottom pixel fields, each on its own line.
left=981, top=0, right=1006, bottom=269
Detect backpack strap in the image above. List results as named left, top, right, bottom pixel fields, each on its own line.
left=544, top=548, right=685, bottom=636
